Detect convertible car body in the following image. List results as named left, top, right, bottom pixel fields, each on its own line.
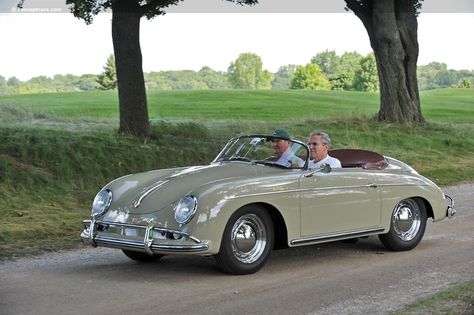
left=81, top=135, right=455, bottom=274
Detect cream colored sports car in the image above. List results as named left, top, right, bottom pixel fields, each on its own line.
left=81, top=135, right=455, bottom=274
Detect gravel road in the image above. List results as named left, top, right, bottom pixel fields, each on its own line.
left=1, top=183, right=473, bottom=315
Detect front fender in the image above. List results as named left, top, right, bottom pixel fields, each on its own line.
left=187, top=183, right=300, bottom=253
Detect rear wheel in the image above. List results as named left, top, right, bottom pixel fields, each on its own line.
left=379, top=198, right=427, bottom=251
left=215, top=206, right=274, bottom=275
left=122, top=250, right=163, bottom=262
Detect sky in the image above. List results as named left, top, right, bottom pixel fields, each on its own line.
left=0, top=3, right=473, bottom=81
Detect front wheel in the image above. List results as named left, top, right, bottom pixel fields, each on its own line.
left=379, top=198, right=427, bottom=251
left=215, top=206, right=274, bottom=275
left=122, top=249, right=163, bottom=262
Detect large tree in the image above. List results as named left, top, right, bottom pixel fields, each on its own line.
left=62, top=0, right=257, bottom=137
left=345, top=0, right=425, bottom=124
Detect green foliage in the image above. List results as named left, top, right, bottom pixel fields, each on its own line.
left=311, top=50, right=364, bottom=90
left=198, top=66, right=230, bottom=89
left=311, top=50, right=341, bottom=76
left=96, top=54, right=117, bottom=90
left=0, top=68, right=230, bottom=95
left=0, top=75, right=6, bottom=88
left=0, top=74, right=100, bottom=95
left=1, top=51, right=472, bottom=95
left=65, top=0, right=257, bottom=24
left=458, top=79, right=472, bottom=88
left=418, top=62, right=474, bottom=90
left=290, top=64, right=331, bottom=90
left=336, top=51, right=364, bottom=90
left=272, top=65, right=297, bottom=90
left=352, top=53, right=379, bottom=92
left=145, top=68, right=229, bottom=90
left=227, top=53, right=274, bottom=89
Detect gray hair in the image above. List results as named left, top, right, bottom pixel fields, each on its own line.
left=308, top=131, right=331, bottom=144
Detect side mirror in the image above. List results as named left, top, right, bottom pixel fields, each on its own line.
left=320, top=163, right=332, bottom=173
left=304, top=163, right=332, bottom=178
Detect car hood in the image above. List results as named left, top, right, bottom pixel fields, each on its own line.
left=103, top=162, right=264, bottom=215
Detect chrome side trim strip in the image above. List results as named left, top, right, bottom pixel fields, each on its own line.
left=232, top=184, right=385, bottom=200
left=134, top=180, right=168, bottom=208
left=291, top=227, right=384, bottom=246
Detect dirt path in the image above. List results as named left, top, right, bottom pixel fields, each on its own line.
left=1, top=183, right=473, bottom=315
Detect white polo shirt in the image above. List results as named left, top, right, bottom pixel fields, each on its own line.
left=308, top=155, right=342, bottom=169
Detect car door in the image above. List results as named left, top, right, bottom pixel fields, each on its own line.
left=298, top=168, right=381, bottom=237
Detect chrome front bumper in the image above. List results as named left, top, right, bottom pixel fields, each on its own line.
left=81, top=218, right=209, bottom=255
left=445, top=195, right=456, bottom=218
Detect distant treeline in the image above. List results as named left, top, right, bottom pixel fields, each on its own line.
left=1, top=52, right=473, bottom=95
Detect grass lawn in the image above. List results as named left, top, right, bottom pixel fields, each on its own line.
left=1, top=88, right=473, bottom=123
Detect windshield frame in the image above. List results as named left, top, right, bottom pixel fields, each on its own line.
left=212, top=135, right=309, bottom=170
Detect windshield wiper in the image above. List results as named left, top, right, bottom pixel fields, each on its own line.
left=254, top=160, right=290, bottom=169
left=220, top=157, right=252, bottom=163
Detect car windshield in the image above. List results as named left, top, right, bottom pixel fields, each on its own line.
left=213, top=135, right=309, bottom=169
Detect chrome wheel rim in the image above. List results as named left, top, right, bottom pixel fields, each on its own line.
left=231, top=214, right=267, bottom=264
left=392, top=199, right=421, bottom=241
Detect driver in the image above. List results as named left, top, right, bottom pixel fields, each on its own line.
left=269, top=129, right=304, bottom=168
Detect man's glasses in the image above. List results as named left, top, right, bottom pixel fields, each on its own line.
left=308, top=142, right=325, bottom=146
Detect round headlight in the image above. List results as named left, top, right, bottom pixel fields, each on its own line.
left=174, top=195, right=197, bottom=225
left=91, top=189, right=112, bottom=217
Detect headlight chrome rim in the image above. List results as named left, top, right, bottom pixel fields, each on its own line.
left=91, top=189, right=112, bottom=218
left=175, top=195, right=198, bottom=225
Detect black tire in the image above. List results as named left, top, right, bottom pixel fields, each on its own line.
left=379, top=198, right=427, bottom=251
left=215, top=206, right=274, bottom=275
left=122, top=249, right=163, bottom=262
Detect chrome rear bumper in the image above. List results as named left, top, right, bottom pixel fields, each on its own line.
left=445, top=195, right=456, bottom=218
left=81, top=218, right=209, bottom=255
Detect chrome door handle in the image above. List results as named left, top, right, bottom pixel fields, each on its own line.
left=367, top=183, right=378, bottom=189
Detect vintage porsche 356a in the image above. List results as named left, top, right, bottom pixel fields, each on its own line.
left=81, top=134, right=455, bottom=274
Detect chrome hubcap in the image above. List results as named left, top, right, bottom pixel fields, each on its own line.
left=231, top=214, right=266, bottom=264
left=392, top=200, right=421, bottom=241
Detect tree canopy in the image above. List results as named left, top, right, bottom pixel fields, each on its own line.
left=96, top=54, right=117, bottom=90
left=352, top=53, right=379, bottom=92
left=227, top=53, right=273, bottom=89
left=290, top=64, right=331, bottom=90
left=3, top=55, right=472, bottom=96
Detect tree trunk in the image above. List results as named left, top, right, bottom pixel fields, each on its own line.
left=112, top=0, right=150, bottom=137
left=346, top=0, right=425, bottom=125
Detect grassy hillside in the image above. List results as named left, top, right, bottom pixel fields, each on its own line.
left=1, top=88, right=474, bottom=258
left=1, top=88, right=473, bottom=123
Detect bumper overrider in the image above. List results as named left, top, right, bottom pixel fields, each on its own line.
left=81, top=217, right=209, bottom=255
left=445, top=195, right=456, bottom=218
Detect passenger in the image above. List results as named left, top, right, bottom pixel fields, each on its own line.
left=307, top=131, right=342, bottom=169
left=269, top=129, right=304, bottom=167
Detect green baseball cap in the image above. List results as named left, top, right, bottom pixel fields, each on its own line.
left=271, top=128, right=292, bottom=140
